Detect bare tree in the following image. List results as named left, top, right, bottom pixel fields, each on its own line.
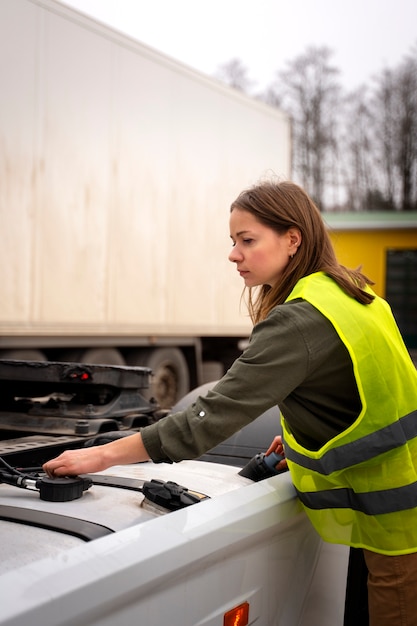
left=369, top=47, right=417, bottom=211
left=215, top=58, right=253, bottom=92
left=214, top=43, right=416, bottom=212
left=396, top=51, right=417, bottom=210
left=341, top=87, right=377, bottom=211
left=276, top=46, right=342, bottom=209
left=259, top=85, right=282, bottom=108
left=371, top=68, right=398, bottom=207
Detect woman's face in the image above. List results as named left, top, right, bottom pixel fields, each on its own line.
left=229, top=208, right=299, bottom=288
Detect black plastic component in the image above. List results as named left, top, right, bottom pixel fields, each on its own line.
left=142, top=479, right=209, bottom=511
left=238, top=451, right=287, bottom=482
left=0, top=360, right=155, bottom=441
left=0, top=359, right=151, bottom=394
left=0, top=504, right=113, bottom=541
left=36, top=476, right=93, bottom=502
left=85, top=474, right=145, bottom=492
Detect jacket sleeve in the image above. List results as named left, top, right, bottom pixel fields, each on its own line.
left=140, top=303, right=313, bottom=463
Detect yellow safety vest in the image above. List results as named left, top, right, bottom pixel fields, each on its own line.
left=283, top=272, right=417, bottom=555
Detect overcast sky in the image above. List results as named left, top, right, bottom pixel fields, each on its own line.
left=62, top=0, right=416, bottom=92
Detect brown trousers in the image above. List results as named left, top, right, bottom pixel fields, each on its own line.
left=363, top=549, right=417, bottom=626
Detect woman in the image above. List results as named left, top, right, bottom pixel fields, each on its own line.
left=44, top=180, right=417, bottom=626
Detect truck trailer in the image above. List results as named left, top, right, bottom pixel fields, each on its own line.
left=0, top=0, right=291, bottom=407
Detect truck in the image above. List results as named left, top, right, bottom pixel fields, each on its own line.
left=0, top=358, right=349, bottom=625
left=0, top=0, right=291, bottom=408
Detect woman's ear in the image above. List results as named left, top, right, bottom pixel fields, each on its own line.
left=288, top=228, right=302, bottom=255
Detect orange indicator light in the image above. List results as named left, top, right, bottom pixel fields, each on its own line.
left=223, top=601, right=249, bottom=626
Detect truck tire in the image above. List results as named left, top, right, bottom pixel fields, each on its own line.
left=77, top=348, right=126, bottom=366
left=58, top=348, right=126, bottom=366
left=0, top=349, right=47, bottom=361
left=126, top=348, right=189, bottom=409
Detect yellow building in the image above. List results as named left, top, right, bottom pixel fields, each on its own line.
left=323, top=211, right=417, bottom=349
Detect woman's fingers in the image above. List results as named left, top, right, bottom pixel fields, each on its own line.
left=265, top=435, right=285, bottom=457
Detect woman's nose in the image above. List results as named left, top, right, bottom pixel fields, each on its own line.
left=228, top=246, right=242, bottom=263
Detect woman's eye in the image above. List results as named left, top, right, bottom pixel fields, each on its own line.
left=243, top=238, right=253, bottom=244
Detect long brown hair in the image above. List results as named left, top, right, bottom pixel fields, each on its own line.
left=230, top=180, right=374, bottom=324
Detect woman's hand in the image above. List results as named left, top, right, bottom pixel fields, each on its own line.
left=43, top=446, right=110, bottom=477
left=43, top=432, right=150, bottom=477
left=265, top=435, right=287, bottom=471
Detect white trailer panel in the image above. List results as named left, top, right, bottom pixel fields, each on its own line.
left=0, top=0, right=290, bottom=336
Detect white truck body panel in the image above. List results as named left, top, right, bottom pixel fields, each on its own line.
left=0, top=460, right=348, bottom=626
left=0, top=360, right=349, bottom=625
left=0, top=0, right=290, bottom=339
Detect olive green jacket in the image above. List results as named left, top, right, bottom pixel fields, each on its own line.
left=141, top=297, right=361, bottom=462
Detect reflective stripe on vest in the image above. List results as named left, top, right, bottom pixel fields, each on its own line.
left=284, top=409, right=417, bottom=475
left=294, top=480, right=417, bottom=516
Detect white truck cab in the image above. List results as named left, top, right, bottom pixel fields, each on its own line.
left=0, top=360, right=348, bottom=625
